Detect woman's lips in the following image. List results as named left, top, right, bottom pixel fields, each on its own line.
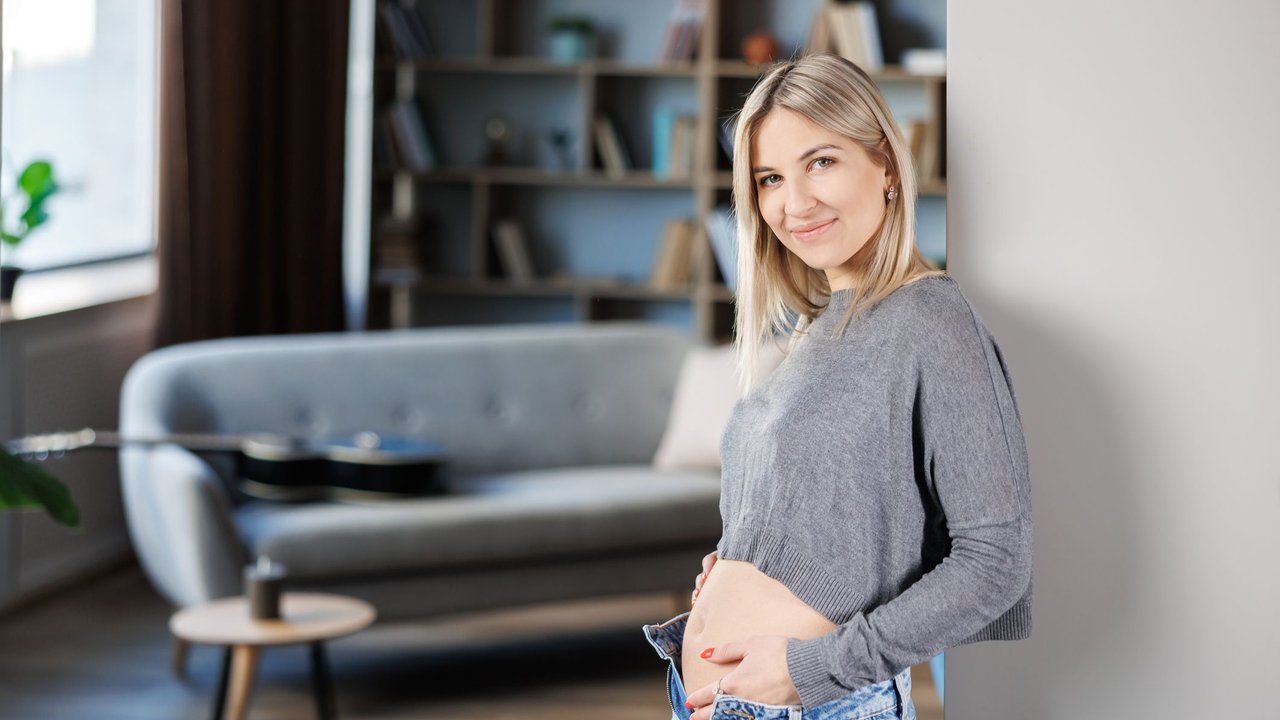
left=792, top=219, right=835, bottom=241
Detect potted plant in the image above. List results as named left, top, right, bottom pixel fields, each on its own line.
left=0, top=446, right=79, bottom=528
left=547, top=15, right=597, bottom=63
left=1, top=159, right=60, bottom=302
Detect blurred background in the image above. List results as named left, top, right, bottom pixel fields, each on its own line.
left=0, top=2, right=949, bottom=719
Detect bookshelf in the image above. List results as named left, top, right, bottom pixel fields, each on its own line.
left=366, top=0, right=947, bottom=341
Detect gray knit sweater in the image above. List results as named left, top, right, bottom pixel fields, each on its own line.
left=716, top=274, right=1033, bottom=709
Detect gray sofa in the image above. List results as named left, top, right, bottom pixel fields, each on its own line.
left=118, top=321, right=720, bottom=622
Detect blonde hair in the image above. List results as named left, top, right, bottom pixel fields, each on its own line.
left=729, top=52, right=944, bottom=395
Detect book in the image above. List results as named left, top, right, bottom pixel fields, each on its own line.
left=668, top=115, right=696, bottom=179
left=652, top=107, right=675, bottom=178
left=376, top=1, right=432, bottom=59
left=703, top=204, right=738, bottom=293
left=717, top=115, right=736, bottom=164
left=671, top=221, right=696, bottom=287
left=649, top=219, right=681, bottom=289
left=491, top=219, right=535, bottom=281
left=659, top=0, right=708, bottom=62
left=917, top=119, right=939, bottom=183
left=827, top=1, right=883, bottom=73
left=650, top=217, right=697, bottom=291
left=805, top=0, right=835, bottom=55
left=594, top=115, right=631, bottom=178
left=397, top=4, right=434, bottom=57
left=857, top=2, right=884, bottom=73
left=905, top=119, right=939, bottom=182
left=613, top=120, right=634, bottom=169
left=387, top=100, right=436, bottom=171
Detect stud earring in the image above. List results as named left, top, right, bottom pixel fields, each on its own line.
left=886, top=187, right=898, bottom=201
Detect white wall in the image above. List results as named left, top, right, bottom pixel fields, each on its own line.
left=0, top=294, right=157, bottom=611
left=946, top=1, right=1279, bottom=717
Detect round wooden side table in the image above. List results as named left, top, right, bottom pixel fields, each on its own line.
left=170, top=592, right=376, bottom=720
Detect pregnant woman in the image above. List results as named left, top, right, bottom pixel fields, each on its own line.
left=641, top=52, right=1034, bottom=720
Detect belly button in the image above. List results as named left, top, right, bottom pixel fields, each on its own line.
left=688, top=611, right=706, bottom=635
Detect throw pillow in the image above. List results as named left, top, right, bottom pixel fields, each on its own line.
left=652, top=339, right=786, bottom=471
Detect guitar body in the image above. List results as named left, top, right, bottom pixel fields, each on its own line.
left=237, top=438, right=331, bottom=501
left=238, top=434, right=450, bottom=501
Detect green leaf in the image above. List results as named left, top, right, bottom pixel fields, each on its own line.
left=1, top=232, right=21, bottom=247
left=0, top=447, right=80, bottom=528
left=20, top=203, right=48, bottom=233
left=6, top=160, right=59, bottom=241
left=17, top=161, right=55, bottom=198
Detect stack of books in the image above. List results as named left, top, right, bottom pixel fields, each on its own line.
left=658, top=0, right=708, bottom=62
left=374, top=216, right=424, bottom=285
left=650, top=217, right=701, bottom=291
left=375, top=1, right=433, bottom=59
left=808, top=0, right=883, bottom=73
left=653, top=108, right=697, bottom=180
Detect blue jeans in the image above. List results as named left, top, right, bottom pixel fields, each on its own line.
left=642, top=609, right=916, bottom=720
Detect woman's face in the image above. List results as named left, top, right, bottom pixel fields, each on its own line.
left=750, top=107, right=892, bottom=292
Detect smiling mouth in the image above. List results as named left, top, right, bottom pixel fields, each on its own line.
left=791, top=219, right=835, bottom=240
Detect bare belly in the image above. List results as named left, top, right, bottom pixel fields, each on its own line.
left=680, top=559, right=838, bottom=698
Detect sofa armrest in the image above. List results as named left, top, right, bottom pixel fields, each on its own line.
left=120, top=444, right=249, bottom=607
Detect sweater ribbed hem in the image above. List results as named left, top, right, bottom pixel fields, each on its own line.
left=717, top=527, right=866, bottom=625
left=786, top=633, right=856, bottom=708
left=959, top=577, right=1033, bottom=644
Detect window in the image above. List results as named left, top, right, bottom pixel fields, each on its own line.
left=1, top=0, right=158, bottom=272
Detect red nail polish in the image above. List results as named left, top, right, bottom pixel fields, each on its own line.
left=700, top=647, right=714, bottom=658
left=685, top=700, right=694, bottom=709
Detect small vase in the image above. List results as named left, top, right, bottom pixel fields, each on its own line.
left=0, top=266, right=23, bottom=302
left=549, top=31, right=595, bottom=63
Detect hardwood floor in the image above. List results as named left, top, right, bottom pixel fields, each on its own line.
left=0, top=563, right=943, bottom=719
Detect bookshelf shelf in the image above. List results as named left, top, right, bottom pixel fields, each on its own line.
left=375, top=57, right=701, bottom=78
left=714, top=60, right=943, bottom=81
left=367, top=0, right=947, bottom=340
left=375, top=166, right=702, bottom=189
left=377, top=275, right=734, bottom=303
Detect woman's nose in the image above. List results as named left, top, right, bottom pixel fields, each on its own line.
left=784, top=179, right=817, bottom=216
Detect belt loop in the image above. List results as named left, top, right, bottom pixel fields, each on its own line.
left=892, top=667, right=913, bottom=719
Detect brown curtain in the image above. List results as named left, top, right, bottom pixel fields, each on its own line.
left=157, top=0, right=350, bottom=346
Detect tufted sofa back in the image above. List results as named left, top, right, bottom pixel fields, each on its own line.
left=120, top=321, right=698, bottom=490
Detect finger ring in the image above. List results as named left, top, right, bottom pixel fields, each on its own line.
left=714, top=678, right=722, bottom=695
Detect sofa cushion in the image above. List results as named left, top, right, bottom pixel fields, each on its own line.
left=234, top=464, right=720, bottom=581
left=652, top=339, right=787, bottom=471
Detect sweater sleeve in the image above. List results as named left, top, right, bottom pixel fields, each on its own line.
left=784, top=295, right=1034, bottom=709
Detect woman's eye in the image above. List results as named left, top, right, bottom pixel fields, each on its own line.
left=813, top=157, right=834, bottom=170
left=758, top=174, right=780, bottom=187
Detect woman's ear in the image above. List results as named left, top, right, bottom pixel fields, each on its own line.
left=875, top=138, right=895, bottom=186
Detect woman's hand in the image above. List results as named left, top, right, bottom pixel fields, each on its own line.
left=691, top=549, right=718, bottom=607
left=683, top=634, right=802, bottom=719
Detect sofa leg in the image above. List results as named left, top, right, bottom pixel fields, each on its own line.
left=171, top=634, right=191, bottom=678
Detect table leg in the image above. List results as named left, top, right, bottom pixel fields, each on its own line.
left=310, top=641, right=336, bottom=720
left=172, top=635, right=192, bottom=678
left=211, top=647, right=232, bottom=720
left=224, top=644, right=261, bottom=720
